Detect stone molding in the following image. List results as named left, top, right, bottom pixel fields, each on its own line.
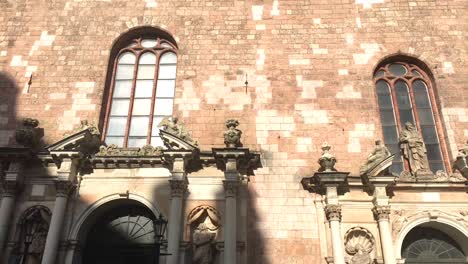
left=325, top=204, right=342, bottom=222
left=372, top=205, right=391, bottom=221
left=223, top=180, right=239, bottom=198
left=169, top=179, right=188, bottom=197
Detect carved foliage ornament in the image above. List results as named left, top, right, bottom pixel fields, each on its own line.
left=325, top=204, right=341, bottom=221
left=318, top=142, right=337, bottom=172
left=372, top=205, right=391, bottom=221
left=169, top=179, right=188, bottom=197
left=344, top=227, right=375, bottom=264
left=96, top=144, right=163, bottom=156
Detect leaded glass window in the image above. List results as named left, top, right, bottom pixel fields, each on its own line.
left=374, top=61, right=447, bottom=174
left=104, top=37, right=177, bottom=148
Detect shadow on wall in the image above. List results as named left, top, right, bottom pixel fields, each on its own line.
left=0, top=71, right=19, bottom=146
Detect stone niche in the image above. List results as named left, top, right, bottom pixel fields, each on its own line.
left=187, top=205, right=221, bottom=264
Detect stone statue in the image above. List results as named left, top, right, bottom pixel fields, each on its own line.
left=350, top=244, right=372, bottom=264
left=399, top=122, right=430, bottom=175
left=360, top=140, right=391, bottom=175
left=192, top=223, right=215, bottom=264
left=158, top=117, right=196, bottom=144
left=224, top=119, right=242, bottom=148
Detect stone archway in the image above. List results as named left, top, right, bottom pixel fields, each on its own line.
left=71, top=197, right=162, bottom=264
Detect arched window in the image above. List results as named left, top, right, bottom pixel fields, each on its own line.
left=374, top=58, right=447, bottom=174
left=103, top=31, right=177, bottom=148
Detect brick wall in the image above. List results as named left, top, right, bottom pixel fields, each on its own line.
left=1, top=0, right=467, bottom=262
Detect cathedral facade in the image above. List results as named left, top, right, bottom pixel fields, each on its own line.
left=0, top=0, right=467, bottom=263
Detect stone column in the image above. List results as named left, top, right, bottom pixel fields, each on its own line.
left=42, top=157, right=77, bottom=264
left=167, top=178, right=187, bottom=264
left=0, top=161, right=23, bottom=260
left=325, top=204, right=346, bottom=264
left=373, top=205, right=396, bottom=264
left=223, top=179, right=238, bottom=264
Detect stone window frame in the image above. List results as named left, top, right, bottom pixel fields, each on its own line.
left=102, top=29, right=178, bottom=148
left=373, top=57, right=450, bottom=174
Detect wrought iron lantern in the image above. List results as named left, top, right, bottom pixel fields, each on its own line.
left=153, top=214, right=168, bottom=264
left=22, top=214, right=41, bottom=264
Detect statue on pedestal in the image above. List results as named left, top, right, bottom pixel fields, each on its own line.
left=360, top=140, right=391, bottom=175
left=399, top=122, right=431, bottom=176
left=192, top=223, right=215, bottom=264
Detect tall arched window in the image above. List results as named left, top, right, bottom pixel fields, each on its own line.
left=374, top=58, right=447, bottom=174
left=103, top=33, right=177, bottom=148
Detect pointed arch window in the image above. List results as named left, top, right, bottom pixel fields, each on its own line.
left=374, top=60, right=448, bottom=174
left=103, top=37, right=177, bottom=148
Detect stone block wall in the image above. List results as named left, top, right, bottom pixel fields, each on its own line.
left=1, top=0, right=467, bottom=263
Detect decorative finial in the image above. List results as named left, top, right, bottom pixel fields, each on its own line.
left=15, top=118, right=40, bottom=148
left=318, top=142, right=337, bottom=172
left=224, top=119, right=242, bottom=148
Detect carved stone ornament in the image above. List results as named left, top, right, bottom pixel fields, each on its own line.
left=318, top=142, right=337, bottom=172
left=344, top=227, right=375, bottom=264
left=188, top=205, right=221, bottom=231
left=399, top=122, right=433, bottom=178
left=96, top=144, right=163, bottom=156
left=360, top=140, right=392, bottom=176
left=19, top=206, right=51, bottom=256
left=188, top=205, right=221, bottom=264
left=169, top=179, right=188, bottom=197
left=223, top=180, right=238, bottom=198
left=453, top=140, right=468, bottom=178
left=325, top=204, right=341, bottom=221
left=223, top=119, right=242, bottom=148
left=15, top=118, right=42, bottom=148
left=158, top=117, right=198, bottom=149
left=372, top=205, right=391, bottom=221
left=399, top=169, right=465, bottom=183
left=54, top=180, right=75, bottom=197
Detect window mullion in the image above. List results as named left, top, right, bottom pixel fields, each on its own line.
left=147, top=51, right=160, bottom=145
left=407, top=79, right=422, bottom=131
left=123, top=50, right=141, bottom=148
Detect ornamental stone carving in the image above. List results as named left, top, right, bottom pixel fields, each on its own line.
left=360, top=140, right=391, bottom=176
left=169, top=179, right=188, bottom=197
left=15, top=118, right=42, bottom=148
left=318, top=142, right=337, bottom=172
left=453, top=140, right=468, bottom=178
left=188, top=205, right=221, bottom=264
left=158, top=117, right=197, bottom=146
left=223, top=119, right=242, bottom=148
left=325, top=204, right=341, bottom=221
left=96, top=144, right=163, bottom=156
left=223, top=180, right=238, bottom=198
left=372, top=205, right=391, bottom=221
left=344, top=227, right=375, bottom=264
left=399, top=122, right=432, bottom=178
left=54, top=180, right=75, bottom=197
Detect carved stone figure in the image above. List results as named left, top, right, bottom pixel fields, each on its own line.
left=360, top=140, right=391, bottom=175
left=192, top=223, right=215, bottom=264
left=137, top=145, right=163, bottom=156
left=318, top=142, right=336, bottom=172
left=223, top=119, right=242, bottom=148
left=158, top=117, right=196, bottom=144
left=399, top=122, right=431, bottom=176
left=350, top=244, right=372, bottom=264
left=453, top=140, right=468, bottom=178
left=15, top=118, right=41, bottom=148
left=97, top=144, right=119, bottom=156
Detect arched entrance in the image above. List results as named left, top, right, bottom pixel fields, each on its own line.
left=402, top=226, right=467, bottom=263
left=81, top=199, right=158, bottom=264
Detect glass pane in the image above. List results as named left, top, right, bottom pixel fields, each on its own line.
left=137, top=65, right=156, bottom=79
left=105, top=137, right=124, bottom=147
left=151, top=136, right=164, bottom=147
left=107, top=117, right=127, bottom=136
left=135, top=80, right=154, bottom=98
left=418, top=109, right=435, bottom=125
left=154, top=99, right=174, bottom=115
left=399, top=110, right=415, bottom=126
left=129, top=117, right=149, bottom=136
left=390, top=162, right=404, bottom=175
left=411, top=70, right=421, bottom=76
left=128, top=137, right=148, bottom=148
left=429, top=161, right=445, bottom=173
left=118, top=52, right=136, bottom=64
left=160, top=42, right=172, bottom=48
left=113, top=80, right=132, bottom=98
left=160, top=52, right=177, bottom=64
left=158, top=65, right=177, bottom=79
left=139, top=52, right=156, bottom=65
left=380, top=110, right=396, bottom=125
left=376, top=80, right=390, bottom=95
left=382, top=126, right=399, bottom=144
left=110, top=99, right=130, bottom=116
left=116, top=65, right=135, bottom=80
left=389, top=63, right=407, bottom=76
left=132, top=99, right=152, bottom=115
left=395, top=81, right=412, bottom=109
left=152, top=116, right=165, bottom=135
left=426, top=144, right=443, bottom=162
left=413, top=81, right=431, bottom=108
left=378, top=95, right=393, bottom=108
left=141, top=39, right=157, bottom=48
left=374, top=70, right=385, bottom=78
left=421, top=126, right=439, bottom=144
left=156, top=80, right=175, bottom=97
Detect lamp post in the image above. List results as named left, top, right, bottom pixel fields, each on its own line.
left=22, top=218, right=39, bottom=264
left=153, top=214, right=168, bottom=264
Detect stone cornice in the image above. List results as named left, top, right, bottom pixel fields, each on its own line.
left=212, top=148, right=262, bottom=175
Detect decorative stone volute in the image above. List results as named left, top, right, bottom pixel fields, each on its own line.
left=224, top=119, right=242, bottom=148
left=318, top=142, right=336, bottom=172
left=15, top=118, right=42, bottom=148
left=372, top=205, right=391, bottom=221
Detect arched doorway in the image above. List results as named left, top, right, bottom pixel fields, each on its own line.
left=402, top=226, right=467, bottom=263
left=81, top=199, right=158, bottom=264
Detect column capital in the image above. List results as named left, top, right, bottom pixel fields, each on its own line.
left=169, top=179, right=188, bottom=197
left=223, top=180, right=239, bottom=198
left=325, top=204, right=342, bottom=222
left=54, top=180, right=74, bottom=197
left=372, top=205, right=391, bottom=221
